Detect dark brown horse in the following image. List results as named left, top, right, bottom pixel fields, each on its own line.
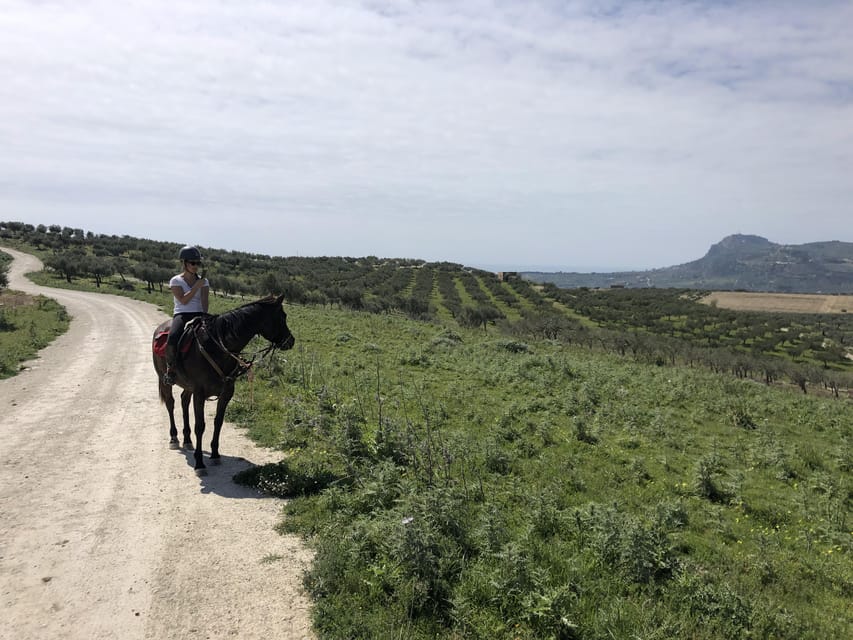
left=152, top=294, right=295, bottom=473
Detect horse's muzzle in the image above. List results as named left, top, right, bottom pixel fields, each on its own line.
left=278, top=334, right=296, bottom=350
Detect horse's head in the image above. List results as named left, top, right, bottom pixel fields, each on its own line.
left=260, top=294, right=295, bottom=350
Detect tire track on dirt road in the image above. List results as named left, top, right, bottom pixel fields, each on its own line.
left=0, top=248, right=314, bottom=640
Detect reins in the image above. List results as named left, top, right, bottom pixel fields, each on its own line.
left=195, top=318, right=283, bottom=384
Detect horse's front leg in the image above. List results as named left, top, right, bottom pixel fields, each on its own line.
left=180, top=389, right=193, bottom=449
left=192, top=392, right=207, bottom=474
left=209, top=383, right=235, bottom=465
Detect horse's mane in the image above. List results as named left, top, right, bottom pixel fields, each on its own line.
left=242, top=294, right=279, bottom=308
left=213, top=295, right=281, bottom=340
left=224, top=294, right=280, bottom=315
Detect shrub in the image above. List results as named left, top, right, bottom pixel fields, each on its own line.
left=233, top=458, right=343, bottom=498
left=676, top=569, right=753, bottom=638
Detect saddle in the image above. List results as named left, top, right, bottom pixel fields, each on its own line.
left=152, top=316, right=209, bottom=359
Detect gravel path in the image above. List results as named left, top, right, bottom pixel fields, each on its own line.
left=0, top=248, right=314, bottom=640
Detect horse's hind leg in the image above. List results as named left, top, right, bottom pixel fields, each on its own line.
left=209, top=383, right=235, bottom=465
left=180, top=389, right=193, bottom=449
left=161, top=381, right=180, bottom=449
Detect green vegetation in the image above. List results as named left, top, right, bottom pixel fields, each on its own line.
left=0, top=250, right=7, bottom=290
left=539, top=286, right=853, bottom=395
left=230, top=304, right=851, bottom=639
left=2, top=221, right=852, bottom=638
left=0, top=250, right=70, bottom=378
left=0, top=294, right=69, bottom=379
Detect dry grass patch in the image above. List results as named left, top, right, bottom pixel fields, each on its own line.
left=701, top=291, right=853, bottom=314
left=0, top=290, right=39, bottom=308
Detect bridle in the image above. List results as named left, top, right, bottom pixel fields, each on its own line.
left=196, top=323, right=291, bottom=384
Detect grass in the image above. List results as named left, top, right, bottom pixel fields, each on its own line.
left=0, top=289, right=71, bottom=378
left=230, top=303, right=852, bottom=639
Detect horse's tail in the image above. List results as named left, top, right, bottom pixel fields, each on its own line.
left=155, top=352, right=172, bottom=405
left=158, top=379, right=171, bottom=405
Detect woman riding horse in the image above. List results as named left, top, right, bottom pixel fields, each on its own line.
left=163, top=245, right=209, bottom=385
left=153, top=293, right=295, bottom=472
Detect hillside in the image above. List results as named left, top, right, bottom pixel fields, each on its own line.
left=2, top=221, right=852, bottom=386
left=523, top=234, right=853, bottom=293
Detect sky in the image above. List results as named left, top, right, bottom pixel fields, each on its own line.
left=1, top=1, right=852, bottom=272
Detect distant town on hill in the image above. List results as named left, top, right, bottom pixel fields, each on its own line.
left=523, top=234, right=853, bottom=293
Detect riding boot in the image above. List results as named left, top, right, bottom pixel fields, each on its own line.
left=163, top=343, right=177, bottom=385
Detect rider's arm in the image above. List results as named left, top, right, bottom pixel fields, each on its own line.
left=171, top=278, right=205, bottom=306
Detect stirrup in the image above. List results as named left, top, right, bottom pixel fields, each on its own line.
left=163, top=368, right=176, bottom=385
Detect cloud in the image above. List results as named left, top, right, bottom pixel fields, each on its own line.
left=1, top=0, right=852, bottom=268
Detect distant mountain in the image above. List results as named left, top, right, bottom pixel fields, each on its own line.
left=523, top=234, right=853, bottom=293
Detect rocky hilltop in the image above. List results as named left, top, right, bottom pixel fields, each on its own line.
left=524, top=234, right=853, bottom=293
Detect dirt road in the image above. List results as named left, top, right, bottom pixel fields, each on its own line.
left=0, top=248, right=314, bottom=640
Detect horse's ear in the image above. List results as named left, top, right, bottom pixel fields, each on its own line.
left=275, top=293, right=285, bottom=305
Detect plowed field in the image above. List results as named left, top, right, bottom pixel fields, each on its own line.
left=701, top=291, right=853, bottom=314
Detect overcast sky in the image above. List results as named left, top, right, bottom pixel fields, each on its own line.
left=1, top=1, right=851, bottom=271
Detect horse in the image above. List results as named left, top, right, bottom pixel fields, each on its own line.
left=152, top=294, right=295, bottom=473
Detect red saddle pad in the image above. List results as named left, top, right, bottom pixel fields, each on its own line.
left=152, top=330, right=192, bottom=357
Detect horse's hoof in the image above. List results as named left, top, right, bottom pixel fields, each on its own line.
left=169, top=441, right=180, bottom=450
left=182, top=442, right=193, bottom=449
left=195, top=468, right=208, bottom=477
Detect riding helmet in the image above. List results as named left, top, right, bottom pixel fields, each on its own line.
left=179, top=245, right=202, bottom=262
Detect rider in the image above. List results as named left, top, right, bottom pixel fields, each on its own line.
left=163, top=245, right=210, bottom=385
